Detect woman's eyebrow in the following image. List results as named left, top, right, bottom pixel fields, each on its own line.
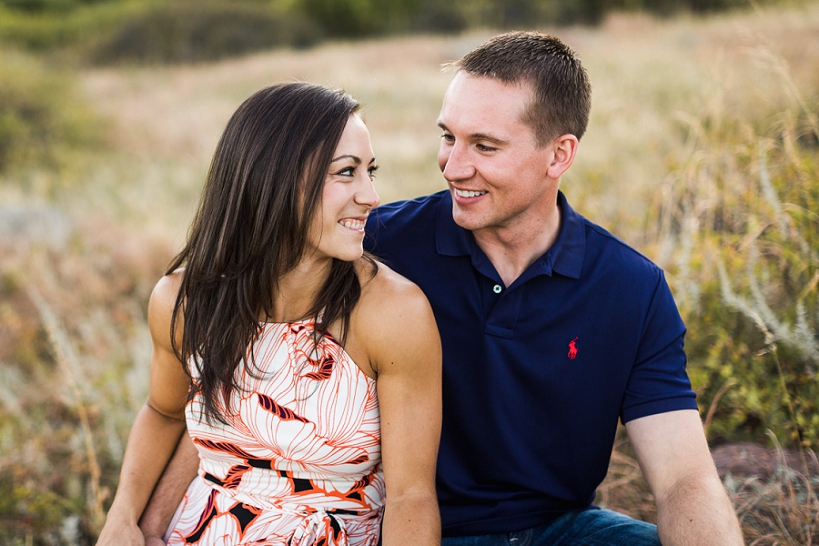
left=331, top=154, right=361, bottom=163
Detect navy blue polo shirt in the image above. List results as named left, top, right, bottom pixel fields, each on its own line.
left=364, top=190, right=697, bottom=537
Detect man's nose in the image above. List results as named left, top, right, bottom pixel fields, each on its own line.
left=441, top=143, right=475, bottom=181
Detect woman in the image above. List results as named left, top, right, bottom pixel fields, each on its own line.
left=96, top=83, right=442, bottom=545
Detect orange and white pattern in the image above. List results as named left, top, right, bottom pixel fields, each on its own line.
left=165, top=319, right=384, bottom=546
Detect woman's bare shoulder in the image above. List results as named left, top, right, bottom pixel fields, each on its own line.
left=151, top=269, right=184, bottom=305
left=357, top=259, right=427, bottom=310
left=354, top=259, right=435, bottom=341
left=148, top=269, right=185, bottom=347
left=351, top=258, right=441, bottom=377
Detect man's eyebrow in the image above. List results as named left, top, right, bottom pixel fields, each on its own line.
left=437, top=121, right=508, bottom=145
left=472, top=133, right=508, bottom=145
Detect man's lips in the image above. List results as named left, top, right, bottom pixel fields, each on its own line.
left=454, top=189, right=487, bottom=199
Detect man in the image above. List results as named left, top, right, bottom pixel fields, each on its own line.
left=139, top=31, right=743, bottom=544
left=363, top=31, right=742, bottom=544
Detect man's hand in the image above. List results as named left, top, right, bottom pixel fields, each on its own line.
left=138, top=433, right=199, bottom=543
left=627, top=409, right=744, bottom=545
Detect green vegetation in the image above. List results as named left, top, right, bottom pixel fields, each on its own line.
left=89, top=2, right=322, bottom=64
left=0, top=0, right=322, bottom=62
left=0, top=0, right=801, bottom=64
left=668, top=110, right=819, bottom=448
left=0, top=49, right=100, bottom=178
left=621, top=38, right=819, bottom=450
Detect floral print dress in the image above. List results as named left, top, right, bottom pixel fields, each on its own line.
left=164, top=319, right=384, bottom=546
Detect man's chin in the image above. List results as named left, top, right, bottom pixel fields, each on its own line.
left=451, top=207, right=487, bottom=232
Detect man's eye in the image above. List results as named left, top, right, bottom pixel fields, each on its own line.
left=476, top=143, right=496, bottom=152
left=441, top=133, right=455, bottom=142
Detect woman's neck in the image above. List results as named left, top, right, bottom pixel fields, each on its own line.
left=265, top=254, right=333, bottom=323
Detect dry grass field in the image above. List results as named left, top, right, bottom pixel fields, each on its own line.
left=71, top=5, right=819, bottom=243
left=1, top=2, right=818, bottom=543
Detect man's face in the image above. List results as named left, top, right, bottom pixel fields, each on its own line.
left=437, top=72, right=558, bottom=236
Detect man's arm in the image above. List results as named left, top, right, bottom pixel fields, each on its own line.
left=139, top=433, right=199, bottom=545
left=626, top=409, right=743, bottom=545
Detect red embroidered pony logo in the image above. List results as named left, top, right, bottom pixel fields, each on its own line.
left=568, top=337, right=579, bottom=360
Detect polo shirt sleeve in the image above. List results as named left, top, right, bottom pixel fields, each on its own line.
left=620, top=270, right=698, bottom=423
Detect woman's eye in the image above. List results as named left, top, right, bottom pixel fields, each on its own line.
left=368, top=165, right=379, bottom=179
left=336, top=167, right=354, bottom=176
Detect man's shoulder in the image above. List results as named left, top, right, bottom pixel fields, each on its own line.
left=558, top=213, right=666, bottom=299
left=554, top=192, right=663, bottom=283
left=369, top=190, right=447, bottom=227
left=571, top=212, right=667, bottom=290
left=365, top=190, right=448, bottom=251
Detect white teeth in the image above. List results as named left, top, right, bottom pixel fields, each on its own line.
left=455, top=189, right=487, bottom=198
left=339, top=219, right=365, bottom=230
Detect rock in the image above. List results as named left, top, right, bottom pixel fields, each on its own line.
left=711, top=442, right=819, bottom=481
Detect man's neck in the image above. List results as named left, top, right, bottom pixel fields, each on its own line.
left=473, top=201, right=562, bottom=288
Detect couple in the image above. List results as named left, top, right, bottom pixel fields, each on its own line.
left=97, top=32, right=743, bottom=545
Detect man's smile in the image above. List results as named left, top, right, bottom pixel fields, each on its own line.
left=454, top=189, right=488, bottom=199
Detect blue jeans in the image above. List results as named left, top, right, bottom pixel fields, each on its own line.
left=441, top=509, right=660, bottom=546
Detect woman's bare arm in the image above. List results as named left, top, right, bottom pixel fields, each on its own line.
left=96, top=274, right=190, bottom=546
left=352, top=263, right=442, bottom=545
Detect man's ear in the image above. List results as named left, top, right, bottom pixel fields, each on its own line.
left=546, top=134, right=579, bottom=179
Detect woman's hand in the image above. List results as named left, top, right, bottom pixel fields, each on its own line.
left=96, top=513, right=145, bottom=546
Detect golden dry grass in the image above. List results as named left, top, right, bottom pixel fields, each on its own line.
left=69, top=3, right=819, bottom=248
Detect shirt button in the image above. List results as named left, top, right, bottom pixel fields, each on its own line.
left=493, top=284, right=502, bottom=294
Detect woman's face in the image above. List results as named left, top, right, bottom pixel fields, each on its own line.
left=306, top=114, right=380, bottom=263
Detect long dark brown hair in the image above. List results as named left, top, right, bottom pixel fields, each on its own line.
left=166, top=82, right=369, bottom=423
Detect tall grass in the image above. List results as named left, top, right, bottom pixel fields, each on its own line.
left=0, top=2, right=818, bottom=543
left=590, top=8, right=819, bottom=542
left=653, top=40, right=819, bottom=450
left=0, top=231, right=167, bottom=542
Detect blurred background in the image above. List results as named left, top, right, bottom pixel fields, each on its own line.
left=1, top=0, right=818, bottom=543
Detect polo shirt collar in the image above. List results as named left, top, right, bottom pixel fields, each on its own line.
left=435, top=189, right=585, bottom=280
left=435, top=190, right=471, bottom=257
left=548, top=191, right=585, bottom=279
